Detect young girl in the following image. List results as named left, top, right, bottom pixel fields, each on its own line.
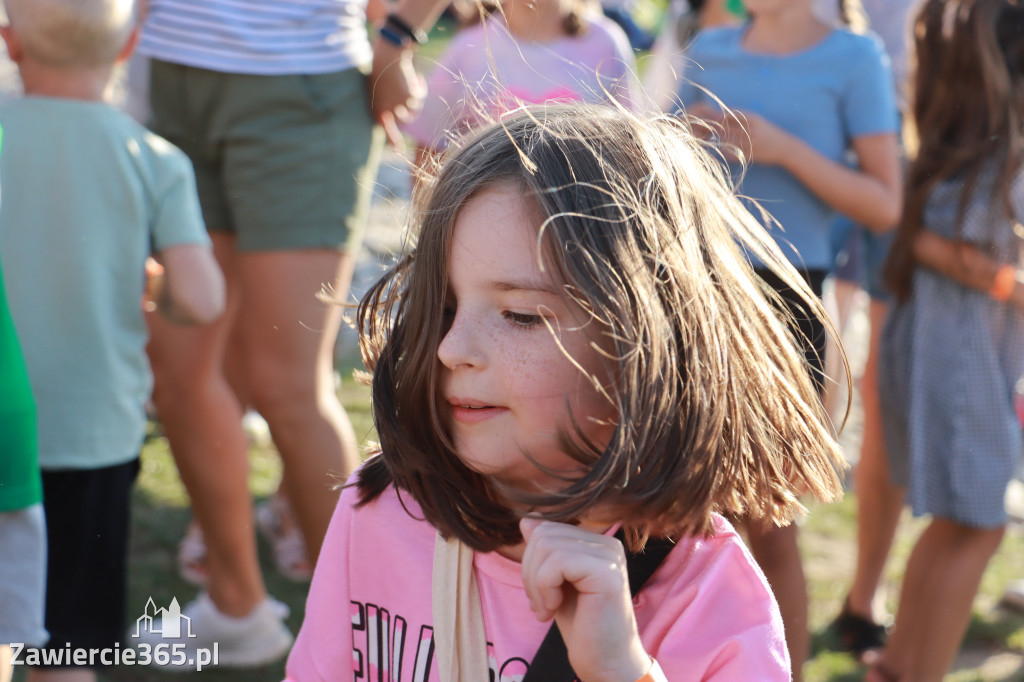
left=285, top=104, right=846, bottom=681
left=675, top=0, right=902, bottom=676
left=870, top=2, right=1024, bottom=679
left=403, top=0, right=638, bottom=155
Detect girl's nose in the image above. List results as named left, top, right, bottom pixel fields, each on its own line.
left=437, top=310, right=485, bottom=370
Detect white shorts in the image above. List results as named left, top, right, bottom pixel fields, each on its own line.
left=0, top=504, right=48, bottom=646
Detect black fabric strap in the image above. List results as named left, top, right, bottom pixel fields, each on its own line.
left=521, top=530, right=675, bottom=682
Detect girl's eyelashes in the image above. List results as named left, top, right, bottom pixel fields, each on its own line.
left=503, top=310, right=543, bottom=328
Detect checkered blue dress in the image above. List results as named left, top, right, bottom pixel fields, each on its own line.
left=880, top=170, right=1024, bottom=527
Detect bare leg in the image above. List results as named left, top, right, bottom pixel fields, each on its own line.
left=147, top=233, right=266, bottom=617
left=239, top=249, right=360, bottom=562
left=822, top=277, right=863, bottom=421
left=847, top=300, right=905, bottom=622
left=223, top=306, right=251, bottom=407
left=746, top=519, right=808, bottom=682
left=876, top=519, right=1005, bottom=681
left=0, top=645, right=10, bottom=682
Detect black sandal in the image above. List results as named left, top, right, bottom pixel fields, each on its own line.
left=830, top=599, right=888, bottom=655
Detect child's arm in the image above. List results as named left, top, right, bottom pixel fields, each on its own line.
left=519, top=519, right=656, bottom=682
left=369, top=0, right=451, bottom=147
left=912, top=231, right=1024, bottom=310
left=711, top=111, right=902, bottom=233
left=366, top=0, right=390, bottom=26
left=148, top=244, right=225, bottom=325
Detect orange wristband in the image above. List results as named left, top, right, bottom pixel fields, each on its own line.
left=990, top=264, right=1017, bottom=302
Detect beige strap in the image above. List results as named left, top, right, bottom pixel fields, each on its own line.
left=432, top=531, right=489, bottom=681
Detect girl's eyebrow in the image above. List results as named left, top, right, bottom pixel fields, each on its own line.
left=491, top=278, right=561, bottom=296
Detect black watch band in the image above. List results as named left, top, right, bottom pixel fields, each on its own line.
left=385, top=13, right=428, bottom=45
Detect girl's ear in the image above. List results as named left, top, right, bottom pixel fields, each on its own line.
left=1, top=25, right=23, bottom=63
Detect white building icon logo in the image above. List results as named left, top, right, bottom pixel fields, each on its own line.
left=132, top=597, right=196, bottom=639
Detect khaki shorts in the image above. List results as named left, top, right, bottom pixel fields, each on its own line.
left=148, top=60, right=383, bottom=253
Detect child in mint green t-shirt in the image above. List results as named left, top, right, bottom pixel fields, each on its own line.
left=0, top=0, right=225, bottom=675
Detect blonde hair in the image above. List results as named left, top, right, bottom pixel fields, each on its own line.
left=357, top=104, right=845, bottom=552
left=4, top=0, right=134, bottom=68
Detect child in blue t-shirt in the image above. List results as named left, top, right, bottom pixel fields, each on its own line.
left=676, top=0, right=902, bottom=678
left=0, top=0, right=224, bottom=679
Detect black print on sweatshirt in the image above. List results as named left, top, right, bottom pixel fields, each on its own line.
left=351, top=600, right=577, bottom=682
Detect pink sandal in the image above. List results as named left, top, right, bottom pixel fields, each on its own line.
left=176, top=521, right=208, bottom=585
left=256, top=496, right=313, bottom=582
left=175, top=496, right=312, bottom=584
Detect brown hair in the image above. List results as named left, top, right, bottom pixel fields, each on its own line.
left=357, top=104, right=845, bottom=552
left=886, top=0, right=1024, bottom=300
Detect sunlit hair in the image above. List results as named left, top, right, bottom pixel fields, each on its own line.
left=4, top=0, right=134, bottom=69
left=886, top=0, right=1024, bottom=299
left=357, top=104, right=845, bottom=552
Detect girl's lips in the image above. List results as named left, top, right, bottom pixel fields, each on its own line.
left=450, top=404, right=509, bottom=424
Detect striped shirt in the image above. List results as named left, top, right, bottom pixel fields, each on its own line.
left=139, top=0, right=372, bottom=76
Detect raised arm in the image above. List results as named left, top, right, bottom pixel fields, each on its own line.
left=912, top=231, right=1024, bottom=310
left=369, top=0, right=451, bottom=148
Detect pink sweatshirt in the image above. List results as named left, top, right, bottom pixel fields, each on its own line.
left=285, top=475, right=789, bottom=681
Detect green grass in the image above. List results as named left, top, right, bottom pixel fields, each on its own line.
left=16, top=364, right=1024, bottom=681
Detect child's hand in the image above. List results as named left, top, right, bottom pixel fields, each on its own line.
left=519, top=518, right=651, bottom=682
left=689, top=106, right=790, bottom=166
left=143, top=257, right=165, bottom=313
left=718, top=110, right=790, bottom=165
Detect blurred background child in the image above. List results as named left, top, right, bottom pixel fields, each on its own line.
left=404, top=0, right=638, bottom=162
left=0, top=0, right=224, bottom=679
left=871, top=1, right=1024, bottom=679
left=676, top=0, right=903, bottom=677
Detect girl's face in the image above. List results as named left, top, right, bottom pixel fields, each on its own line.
left=437, top=185, right=617, bottom=495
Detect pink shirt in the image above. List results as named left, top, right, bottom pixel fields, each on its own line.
left=403, top=15, right=639, bottom=150
left=285, top=474, right=789, bottom=681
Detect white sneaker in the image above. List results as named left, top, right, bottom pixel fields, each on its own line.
left=130, top=593, right=293, bottom=671
left=1002, top=579, right=1024, bottom=612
